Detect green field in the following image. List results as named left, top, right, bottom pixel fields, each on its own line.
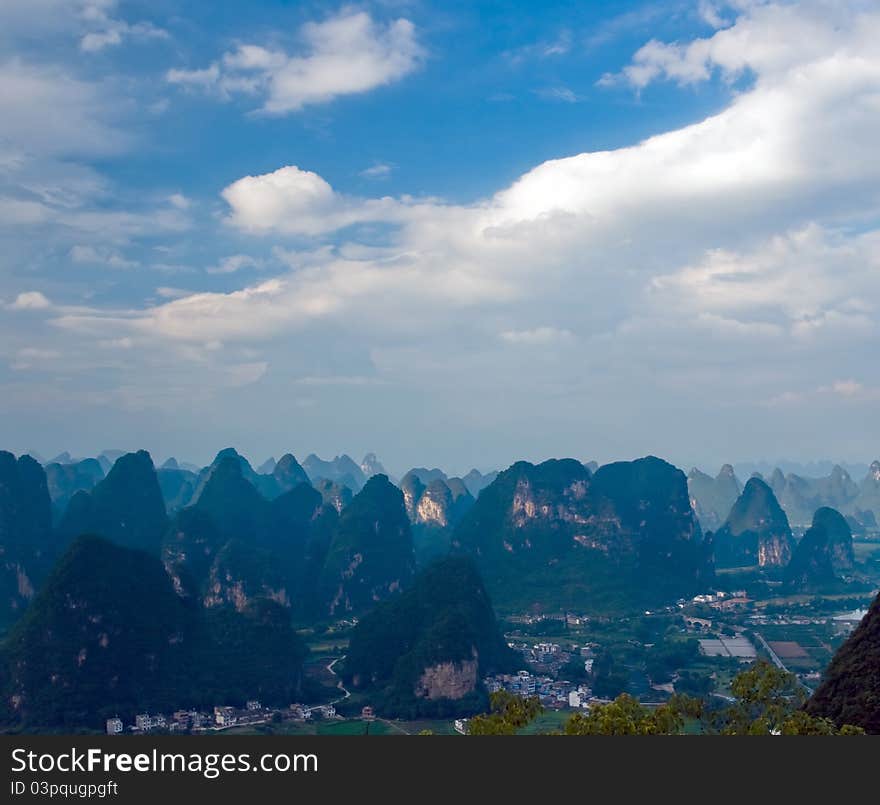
left=517, top=709, right=570, bottom=735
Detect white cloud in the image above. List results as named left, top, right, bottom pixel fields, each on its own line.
left=500, top=327, right=575, bottom=345
left=9, top=347, right=61, bottom=370
left=698, top=1, right=731, bottom=30
left=206, top=254, right=262, bottom=275
left=13, top=1, right=880, bottom=465
left=360, top=162, right=393, bottom=179
left=0, top=60, right=130, bottom=157
left=167, top=193, right=191, bottom=210
left=81, top=20, right=168, bottom=53
left=9, top=291, right=52, bottom=310
left=155, top=287, right=191, bottom=299
left=166, top=64, right=220, bottom=89
left=70, top=244, right=138, bottom=269
left=295, top=375, right=384, bottom=386
left=166, top=9, right=423, bottom=114
left=825, top=379, right=863, bottom=397
left=603, top=1, right=853, bottom=89
left=504, top=31, right=572, bottom=64
left=221, top=165, right=422, bottom=235
left=536, top=86, right=579, bottom=103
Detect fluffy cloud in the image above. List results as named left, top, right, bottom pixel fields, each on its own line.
left=0, top=60, right=130, bottom=158
left=70, top=244, right=138, bottom=268
left=206, top=254, right=262, bottom=275
left=12, top=1, right=880, bottom=466
left=9, top=291, right=52, bottom=310
left=221, top=165, right=424, bottom=235
left=63, top=2, right=880, bottom=361
left=166, top=9, right=423, bottom=113
left=0, top=1, right=167, bottom=52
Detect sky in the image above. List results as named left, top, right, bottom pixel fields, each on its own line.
left=1, top=0, right=879, bottom=476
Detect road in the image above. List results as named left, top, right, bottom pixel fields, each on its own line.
left=325, top=656, right=351, bottom=705
left=753, top=632, right=813, bottom=695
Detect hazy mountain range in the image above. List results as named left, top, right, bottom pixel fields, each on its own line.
left=1, top=445, right=878, bottom=729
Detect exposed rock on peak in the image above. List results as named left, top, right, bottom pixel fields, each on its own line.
left=453, top=456, right=710, bottom=612
left=712, top=477, right=793, bottom=568
left=343, top=556, right=513, bottom=717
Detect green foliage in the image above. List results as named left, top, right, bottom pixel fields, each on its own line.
left=674, top=671, right=715, bottom=697
left=0, top=452, right=54, bottom=630
left=645, top=637, right=700, bottom=684
left=343, top=556, right=514, bottom=718
left=565, top=694, right=701, bottom=735
left=785, top=507, right=854, bottom=590
left=452, top=457, right=711, bottom=614
left=591, top=651, right=629, bottom=699
left=0, top=535, right=307, bottom=729
left=469, top=691, right=543, bottom=735
left=716, top=660, right=862, bottom=735
left=59, top=451, right=168, bottom=555
left=465, top=660, right=863, bottom=736
left=713, top=478, right=793, bottom=569
left=319, top=474, right=415, bottom=616
left=807, top=591, right=880, bottom=733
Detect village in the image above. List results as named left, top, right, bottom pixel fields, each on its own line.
left=104, top=701, right=381, bottom=735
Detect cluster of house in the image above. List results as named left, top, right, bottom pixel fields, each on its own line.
left=506, top=612, right=591, bottom=627
left=485, top=670, right=593, bottom=710
left=685, top=590, right=750, bottom=611
left=106, top=700, right=339, bottom=734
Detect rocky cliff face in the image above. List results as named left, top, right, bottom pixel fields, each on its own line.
left=318, top=475, right=415, bottom=616
left=0, top=535, right=307, bottom=729
left=712, top=477, right=794, bottom=569
left=343, top=556, right=513, bottom=717
left=163, top=467, right=321, bottom=615
left=415, top=657, right=479, bottom=701
left=314, top=479, right=353, bottom=513
left=452, top=456, right=710, bottom=612
left=401, top=473, right=475, bottom=528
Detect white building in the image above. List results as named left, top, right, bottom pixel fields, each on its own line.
left=106, top=717, right=123, bottom=735
left=246, top=700, right=262, bottom=711
left=568, top=691, right=581, bottom=708
left=454, top=719, right=468, bottom=735
left=134, top=714, right=152, bottom=731
left=214, top=706, right=237, bottom=727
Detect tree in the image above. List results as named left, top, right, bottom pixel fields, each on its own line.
left=468, top=661, right=864, bottom=735
left=716, top=660, right=863, bottom=735
left=564, top=694, right=702, bottom=735
left=467, top=691, right=543, bottom=735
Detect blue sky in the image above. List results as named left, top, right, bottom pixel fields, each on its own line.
left=1, top=1, right=879, bottom=475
